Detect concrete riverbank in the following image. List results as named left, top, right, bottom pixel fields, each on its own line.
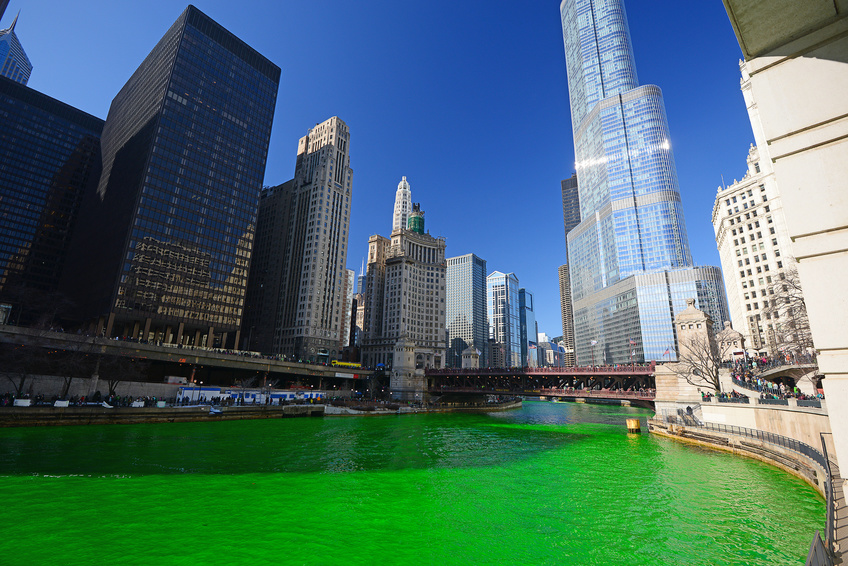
left=0, top=404, right=324, bottom=427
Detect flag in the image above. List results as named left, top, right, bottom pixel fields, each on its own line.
left=590, top=340, right=598, bottom=346
left=629, top=338, right=636, bottom=345
left=528, top=341, right=537, bottom=350
left=663, top=347, right=670, bottom=357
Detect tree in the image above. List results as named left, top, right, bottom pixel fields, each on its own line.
left=673, top=333, right=732, bottom=393
left=762, top=260, right=814, bottom=359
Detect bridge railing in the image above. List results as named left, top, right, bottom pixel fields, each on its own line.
left=426, top=362, right=655, bottom=376
left=433, top=386, right=655, bottom=399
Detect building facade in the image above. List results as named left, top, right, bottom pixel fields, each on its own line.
left=0, top=13, right=31, bottom=85
left=560, top=0, right=728, bottom=365
left=362, top=189, right=446, bottom=374
left=273, top=117, right=353, bottom=362
left=392, top=176, right=412, bottom=233
left=445, top=253, right=488, bottom=368
left=557, top=264, right=576, bottom=366
left=242, top=180, right=294, bottom=353
left=0, top=76, right=103, bottom=323
left=62, top=5, right=279, bottom=348
left=519, top=288, right=538, bottom=367
left=712, top=143, right=794, bottom=356
left=559, top=174, right=580, bottom=366
left=487, top=271, right=521, bottom=368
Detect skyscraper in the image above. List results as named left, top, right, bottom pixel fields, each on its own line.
left=362, top=179, right=446, bottom=375
left=62, top=5, right=280, bottom=348
left=0, top=76, right=103, bottom=323
left=519, top=288, right=538, bottom=367
left=242, top=180, right=295, bottom=353
left=274, top=117, right=353, bottom=362
left=559, top=174, right=580, bottom=366
left=557, top=264, right=576, bottom=366
left=446, top=253, right=488, bottom=368
left=487, top=271, right=521, bottom=368
left=560, top=0, right=728, bottom=364
left=0, top=12, right=32, bottom=84
left=392, top=176, right=412, bottom=233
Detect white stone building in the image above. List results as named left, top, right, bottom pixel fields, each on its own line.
left=274, top=117, right=353, bottom=362
left=361, top=179, right=446, bottom=397
left=711, top=141, right=794, bottom=356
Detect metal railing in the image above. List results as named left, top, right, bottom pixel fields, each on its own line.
left=758, top=397, right=789, bottom=406
left=718, top=396, right=750, bottom=404
left=806, top=531, right=833, bottom=566
left=798, top=399, right=822, bottom=409
left=651, top=417, right=826, bottom=470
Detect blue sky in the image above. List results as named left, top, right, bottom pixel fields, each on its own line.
left=5, top=0, right=753, bottom=336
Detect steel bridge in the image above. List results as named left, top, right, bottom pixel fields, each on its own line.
left=424, top=363, right=656, bottom=405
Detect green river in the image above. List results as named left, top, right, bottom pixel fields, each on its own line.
left=0, top=402, right=824, bottom=565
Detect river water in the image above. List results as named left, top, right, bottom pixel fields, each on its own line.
left=0, top=401, right=823, bottom=565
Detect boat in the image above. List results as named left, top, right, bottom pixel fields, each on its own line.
left=209, top=407, right=223, bottom=415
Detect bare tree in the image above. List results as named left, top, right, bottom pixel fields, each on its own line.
left=763, top=260, right=814, bottom=359
left=673, top=333, right=732, bottom=393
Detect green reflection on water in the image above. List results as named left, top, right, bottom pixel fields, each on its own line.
left=0, top=401, right=823, bottom=565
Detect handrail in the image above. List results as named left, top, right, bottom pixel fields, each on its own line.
left=649, top=417, right=826, bottom=469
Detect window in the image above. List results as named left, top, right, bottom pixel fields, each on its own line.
left=777, top=261, right=783, bottom=268
left=754, top=163, right=761, bottom=173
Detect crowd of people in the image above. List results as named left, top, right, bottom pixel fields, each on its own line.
left=725, top=356, right=823, bottom=401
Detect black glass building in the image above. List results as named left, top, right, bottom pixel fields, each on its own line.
left=62, top=5, right=280, bottom=348
left=0, top=76, right=103, bottom=324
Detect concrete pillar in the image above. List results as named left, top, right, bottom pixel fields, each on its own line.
left=164, top=325, right=173, bottom=344
left=142, top=318, right=152, bottom=343
left=233, top=330, right=241, bottom=351
left=132, top=321, right=141, bottom=340
left=104, top=312, right=115, bottom=338
left=194, top=330, right=201, bottom=347
left=221, top=332, right=228, bottom=350
left=96, top=316, right=105, bottom=336
left=176, top=323, right=184, bottom=346
left=122, top=323, right=131, bottom=338
left=207, top=326, right=215, bottom=349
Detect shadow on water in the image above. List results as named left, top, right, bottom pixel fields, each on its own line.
left=0, top=402, right=652, bottom=477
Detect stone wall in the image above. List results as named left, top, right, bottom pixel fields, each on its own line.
left=699, top=400, right=831, bottom=449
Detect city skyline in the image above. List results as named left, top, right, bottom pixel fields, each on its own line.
left=4, top=0, right=755, bottom=337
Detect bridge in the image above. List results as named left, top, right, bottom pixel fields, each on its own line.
left=0, top=325, right=374, bottom=388
left=424, top=364, right=656, bottom=406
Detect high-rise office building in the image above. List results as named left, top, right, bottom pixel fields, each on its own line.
left=487, top=271, right=521, bottom=368
left=560, top=0, right=728, bottom=364
left=62, top=5, right=279, bottom=348
left=362, top=182, right=446, bottom=373
left=340, top=268, right=355, bottom=348
left=273, top=117, right=353, bottom=362
left=0, top=1, right=9, bottom=22
left=558, top=264, right=576, bottom=366
left=559, top=174, right=580, bottom=366
left=0, top=76, right=103, bottom=323
left=519, top=288, right=538, bottom=367
left=242, top=180, right=294, bottom=353
left=0, top=12, right=32, bottom=85
left=445, top=253, right=488, bottom=368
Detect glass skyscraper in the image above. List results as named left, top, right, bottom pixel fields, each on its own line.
left=519, top=288, right=538, bottom=367
left=0, top=13, right=32, bottom=85
left=63, top=5, right=279, bottom=348
left=446, top=253, right=488, bottom=368
left=560, top=0, right=728, bottom=364
left=487, top=271, right=521, bottom=368
left=0, top=76, right=103, bottom=323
